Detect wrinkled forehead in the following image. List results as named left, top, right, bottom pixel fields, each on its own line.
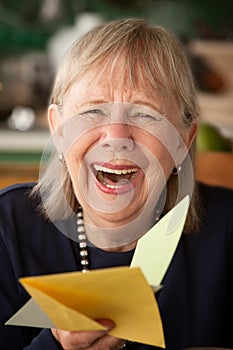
left=92, top=55, right=147, bottom=90
left=68, top=72, right=154, bottom=102
left=67, top=60, right=175, bottom=105
left=63, top=49, right=157, bottom=95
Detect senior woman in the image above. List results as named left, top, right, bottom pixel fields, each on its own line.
left=0, top=18, right=233, bottom=350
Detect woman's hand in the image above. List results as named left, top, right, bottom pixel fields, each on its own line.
left=51, top=318, right=126, bottom=350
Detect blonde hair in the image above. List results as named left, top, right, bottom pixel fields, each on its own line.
left=32, top=18, right=200, bottom=232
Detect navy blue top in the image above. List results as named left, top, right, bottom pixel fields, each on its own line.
left=0, top=182, right=233, bottom=350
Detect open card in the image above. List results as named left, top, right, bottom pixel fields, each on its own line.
left=6, top=195, right=190, bottom=348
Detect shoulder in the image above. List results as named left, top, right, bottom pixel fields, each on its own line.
left=182, top=183, right=233, bottom=265
left=0, top=182, right=41, bottom=227
left=198, top=182, right=233, bottom=218
left=195, top=182, right=233, bottom=237
left=198, top=182, right=233, bottom=204
left=0, top=182, right=56, bottom=258
left=0, top=182, right=36, bottom=210
left=0, top=182, right=35, bottom=198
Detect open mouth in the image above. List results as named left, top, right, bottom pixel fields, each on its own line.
left=92, top=163, right=140, bottom=192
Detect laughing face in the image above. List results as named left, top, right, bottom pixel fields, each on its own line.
left=48, top=69, right=196, bottom=245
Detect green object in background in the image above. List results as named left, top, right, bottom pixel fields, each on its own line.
left=0, top=152, right=42, bottom=163
left=196, top=123, right=232, bottom=152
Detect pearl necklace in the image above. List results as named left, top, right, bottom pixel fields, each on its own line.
left=77, top=206, right=133, bottom=349
left=77, top=206, right=89, bottom=273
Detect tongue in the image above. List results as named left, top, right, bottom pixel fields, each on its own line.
left=97, top=171, right=132, bottom=185
left=106, top=173, right=128, bottom=182
left=104, top=173, right=130, bottom=185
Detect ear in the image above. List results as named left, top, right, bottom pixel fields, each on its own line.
left=176, top=122, right=198, bottom=164
left=48, top=104, right=62, bottom=134
left=48, top=104, right=63, bottom=151
left=184, top=121, right=198, bottom=150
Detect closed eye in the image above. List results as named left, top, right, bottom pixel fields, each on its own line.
left=129, top=112, right=163, bottom=122
left=78, top=108, right=108, bottom=125
left=81, top=109, right=105, bottom=116
left=137, top=113, right=162, bottom=121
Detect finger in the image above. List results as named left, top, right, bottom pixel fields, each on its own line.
left=73, top=318, right=115, bottom=346
left=51, top=327, right=113, bottom=349
left=90, top=334, right=126, bottom=350
left=51, top=319, right=115, bottom=349
left=95, top=318, right=115, bottom=331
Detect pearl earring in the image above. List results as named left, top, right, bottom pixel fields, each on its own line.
left=59, top=152, right=64, bottom=162
left=172, top=164, right=182, bottom=175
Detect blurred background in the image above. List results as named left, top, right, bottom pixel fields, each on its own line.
left=0, top=0, right=233, bottom=189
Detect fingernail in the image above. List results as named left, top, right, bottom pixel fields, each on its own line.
left=96, top=318, right=115, bottom=331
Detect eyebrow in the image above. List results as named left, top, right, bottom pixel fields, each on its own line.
left=77, top=100, right=109, bottom=109
left=132, top=100, right=163, bottom=115
left=76, top=99, right=164, bottom=116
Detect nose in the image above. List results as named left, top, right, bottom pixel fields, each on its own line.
left=100, top=123, right=135, bottom=153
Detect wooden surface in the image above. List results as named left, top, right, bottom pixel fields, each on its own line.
left=196, top=152, right=233, bottom=189
left=0, top=163, right=38, bottom=189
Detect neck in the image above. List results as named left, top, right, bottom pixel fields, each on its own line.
left=83, top=206, right=158, bottom=251
left=93, top=240, right=137, bottom=253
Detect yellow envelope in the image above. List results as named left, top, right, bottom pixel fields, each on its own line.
left=18, top=266, right=165, bottom=348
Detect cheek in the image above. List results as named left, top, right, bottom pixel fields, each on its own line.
left=64, top=133, right=97, bottom=192
left=65, top=142, right=84, bottom=189
left=138, top=133, right=175, bottom=177
left=64, top=125, right=102, bottom=166
left=60, top=114, right=102, bottom=157
left=65, top=147, right=89, bottom=207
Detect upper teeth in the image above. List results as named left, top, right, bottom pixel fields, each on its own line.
left=93, top=164, right=138, bottom=175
